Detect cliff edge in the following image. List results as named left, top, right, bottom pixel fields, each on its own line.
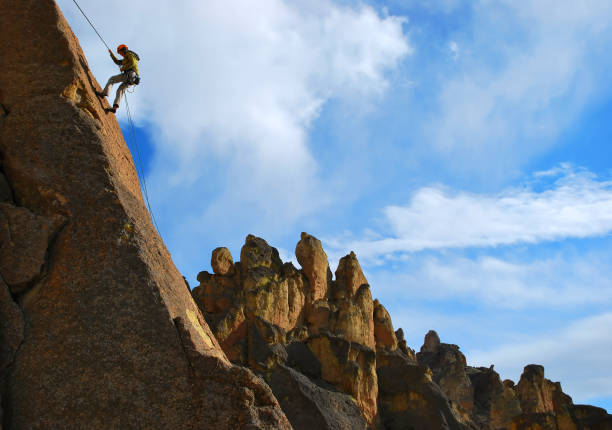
left=0, top=1, right=289, bottom=428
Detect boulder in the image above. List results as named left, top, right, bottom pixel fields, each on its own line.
left=211, top=246, right=234, bottom=275
left=296, top=232, right=331, bottom=303
left=195, top=236, right=381, bottom=424
left=395, top=328, right=417, bottom=361
left=417, top=331, right=474, bottom=418
left=329, top=284, right=375, bottom=349
left=193, top=236, right=308, bottom=366
left=241, top=234, right=283, bottom=274
left=467, top=366, right=521, bottom=429
left=516, top=365, right=560, bottom=414
left=421, top=329, right=441, bottom=353
left=307, top=333, right=378, bottom=424
left=267, top=365, right=368, bottom=430
left=572, top=405, right=612, bottom=429
left=513, top=364, right=584, bottom=430
left=377, top=348, right=470, bottom=430
left=373, top=299, right=398, bottom=351
left=334, top=251, right=368, bottom=299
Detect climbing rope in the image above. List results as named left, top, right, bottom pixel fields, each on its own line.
left=70, top=0, right=111, bottom=52
left=70, top=0, right=163, bottom=238
left=124, top=96, right=163, bottom=237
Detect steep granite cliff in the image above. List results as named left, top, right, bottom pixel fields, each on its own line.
left=0, top=1, right=289, bottom=428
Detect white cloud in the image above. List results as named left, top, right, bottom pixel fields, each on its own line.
left=423, top=0, right=612, bottom=171
left=60, top=0, right=409, bottom=173
left=368, top=250, right=612, bottom=309
left=469, top=313, right=612, bottom=404
left=329, top=166, right=612, bottom=259
left=57, top=0, right=410, bottom=273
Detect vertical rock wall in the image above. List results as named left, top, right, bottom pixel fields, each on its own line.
left=0, top=1, right=289, bottom=428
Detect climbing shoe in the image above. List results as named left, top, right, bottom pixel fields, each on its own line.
left=95, top=90, right=106, bottom=98
left=105, top=104, right=119, bottom=114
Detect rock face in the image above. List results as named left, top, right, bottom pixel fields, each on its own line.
left=211, top=246, right=234, bottom=276
left=467, top=366, right=522, bottom=429
left=2, top=1, right=610, bottom=429
left=268, top=364, right=369, bottom=429
left=194, top=234, right=612, bottom=430
left=193, top=234, right=378, bottom=425
left=193, top=235, right=443, bottom=428
left=296, top=232, right=331, bottom=303
left=417, top=330, right=475, bottom=421
left=0, top=1, right=289, bottom=428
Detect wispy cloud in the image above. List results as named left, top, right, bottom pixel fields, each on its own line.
left=419, top=1, right=612, bottom=174
left=469, top=312, right=612, bottom=404
left=328, top=166, right=612, bottom=259
left=368, top=250, right=612, bottom=309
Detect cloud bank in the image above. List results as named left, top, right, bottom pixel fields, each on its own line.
left=331, top=166, right=612, bottom=260
left=405, top=0, right=612, bottom=178
left=59, top=0, right=410, bottom=224
left=369, top=250, right=612, bottom=309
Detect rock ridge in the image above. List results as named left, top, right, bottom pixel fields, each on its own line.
left=0, top=1, right=289, bottom=428
left=194, top=233, right=612, bottom=430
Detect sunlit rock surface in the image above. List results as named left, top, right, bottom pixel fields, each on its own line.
left=195, top=234, right=612, bottom=430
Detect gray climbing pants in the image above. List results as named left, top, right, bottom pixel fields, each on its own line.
left=102, top=71, right=136, bottom=107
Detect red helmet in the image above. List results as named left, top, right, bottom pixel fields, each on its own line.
left=116, top=44, right=128, bottom=54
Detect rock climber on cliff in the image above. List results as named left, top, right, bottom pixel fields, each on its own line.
left=96, top=44, right=140, bottom=114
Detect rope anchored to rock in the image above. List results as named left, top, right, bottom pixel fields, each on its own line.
left=69, top=0, right=162, bottom=238
left=70, top=0, right=111, bottom=51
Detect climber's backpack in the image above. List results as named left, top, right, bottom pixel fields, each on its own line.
left=128, top=50, right=141, bottom=85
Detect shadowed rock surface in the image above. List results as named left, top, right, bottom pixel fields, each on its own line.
left=0, top=1, right=289, bottom=428
left=417, top=330, right=475, bottom=421
left=268, top=365, right=368, bottom=429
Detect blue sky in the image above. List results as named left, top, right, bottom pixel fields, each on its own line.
left=58, top=0, right=612, bottom=411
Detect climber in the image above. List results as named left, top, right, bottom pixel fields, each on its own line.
left=96, top=44, right=140, bottom=113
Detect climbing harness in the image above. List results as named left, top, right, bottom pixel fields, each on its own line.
left=70, top=0, right=162, bottom=238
